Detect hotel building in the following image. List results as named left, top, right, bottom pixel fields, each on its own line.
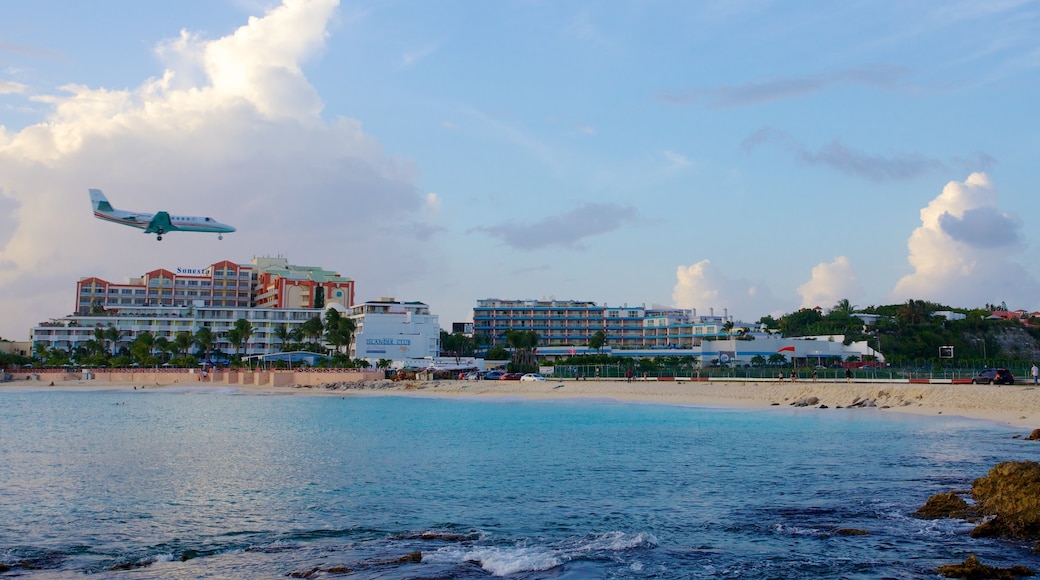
left=346, top=298, right=441, bottom=361
left=34, top=257, right=357, bottom=359
left=472, top=298, right=735, bottom=349
left=75, top=257, right=353, bottom=313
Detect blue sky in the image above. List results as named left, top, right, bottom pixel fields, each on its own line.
left=2, top=0, right=1039, bottom=341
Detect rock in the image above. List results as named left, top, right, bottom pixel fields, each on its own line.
left=970, top=461, right=1040, bottom=540
left=1027, top=429, right=1040, bottom=441
left=819, top=404, right=829, bottom=409
left=914, top=491, right=977, bottom=520
left=790, top=396, right=819, bottom=407
left=770, top=402, right=780, bottom=406
left=936, top=554, right=1035, bottom=579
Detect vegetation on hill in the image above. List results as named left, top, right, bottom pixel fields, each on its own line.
left=769, top=299, right=1040, bottom=364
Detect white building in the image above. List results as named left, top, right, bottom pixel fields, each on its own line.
left=347, top=298, right=440, bottom=361
left=31, top=303, right=323, bottom=359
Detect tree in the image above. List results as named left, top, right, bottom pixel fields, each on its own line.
left=104, top=325, right=124, bottom=357
left=832, top=298, right=856, bottom=316
left=173, top=332, right=194, bottom=360
left=131, top=332, right=155, bottom=365
left=233, top=318, right=253, bottom=355
left=505, top=329, right=539, bottom=373
left=273, top=324, right=292, bottom=352
left=750, top=355, right=767, bottom=367
left=324, top=309, right=356, bottom=356
left=226, top=328, right=243, bottom=359
left=154, top=336, right=172, bottom=364
left=194, top=327, right=214, bottom=362
left=589, top=330, right=606, bottom=352
left=767, top=353, right=788, bottom=366
left=301, top=316, right=324, bottom=346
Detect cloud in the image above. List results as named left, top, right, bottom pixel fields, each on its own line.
left=662, top=150, right=691, bottom=169
left=742, top=127, right=944, bottom=182
left=401, top=43, right=440, bottom=67
left=0, top=0, right=435, bottom=340
left=891, top=172, right=1040, bottom=307
left=472, top=202, right=638, bottom=250
left=660, top=64, right=908, bottom=108
left=672, top=259, right=782, bottom=321
left=797, top=256, right=862, bottom=309
left=0, top=80, right=27, bottom=95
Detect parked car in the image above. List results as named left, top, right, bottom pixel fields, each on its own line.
left=500, top=372, right=523, bottom=381
left=462, top=371, right=482, bottom=380
left=972, top=368, right=1015, bottom=385
left=483, top=371, right=505, bottom=381
left=520, top=373, right=546, bottom=382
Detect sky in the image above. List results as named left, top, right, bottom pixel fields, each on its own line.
left=1, top=0, right=1039, bottom=341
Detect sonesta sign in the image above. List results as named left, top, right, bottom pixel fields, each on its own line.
left=176, top=267, right=212, bottom=276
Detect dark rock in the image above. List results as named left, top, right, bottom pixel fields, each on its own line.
left=770, top=402, right=780, bottom=406
left=970, top=462, right=1040, bottom=540
left=289, top=567, right=321, bottom=578
left=819, top=404, right=829, bottom=409
left=0, top=564, right=9, bottom=573
left=1026, top=429, right=1040, bottom=441
left=326, top=565, right=354, bottom=573
left=914, top=491, right=977, bottom=520
left=937, top=554, right=1035, bottom=579
left=791, top=396, right=819, bottom=407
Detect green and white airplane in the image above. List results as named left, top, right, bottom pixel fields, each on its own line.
left=89, top=189, right=236, bottom=241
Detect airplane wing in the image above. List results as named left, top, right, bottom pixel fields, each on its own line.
left=143, top=211, right=178, bottom=234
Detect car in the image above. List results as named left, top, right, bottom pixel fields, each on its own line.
left=520, top=373, right=546, bottom=382
left=500, top=372, right=523, bottom=380
left=972, top=368, right=1015, bottom=385
left=482, top=371, right=505, bottom=381
left=461, top=371, right=482, bottom=380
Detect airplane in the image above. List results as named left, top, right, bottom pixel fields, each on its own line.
left=89, top=189, right=236, bottom=241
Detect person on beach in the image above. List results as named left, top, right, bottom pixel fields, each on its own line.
left=777, top=371, right=784, bottom=382
left=1032, top=363, right=1038, bottom=386
left=845, top=368, right=852, bottom=383
left=789, top=370, right=796, bottom=382
left=811, top=368, right=817, bottom=383
left=626, top=368, right=633, bottom=383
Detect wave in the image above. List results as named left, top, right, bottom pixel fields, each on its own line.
left=422, top=531, right=658, bottom=576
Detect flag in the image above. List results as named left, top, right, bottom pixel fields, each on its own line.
left=777, top=346, right=795, bottom=353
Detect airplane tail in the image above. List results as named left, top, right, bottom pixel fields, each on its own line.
left=89, top=189, right=115, bottom=213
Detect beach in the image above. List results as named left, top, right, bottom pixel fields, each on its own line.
left=5, top=375, right=1040, bottom=429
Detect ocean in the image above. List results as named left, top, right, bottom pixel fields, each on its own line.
left=1, top=388, right=1038, bottom=579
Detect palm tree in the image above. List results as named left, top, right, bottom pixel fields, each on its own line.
left=301, top=316, right=324, bottom=348
left=173, top=331, right=193, bottom=361
left=154, top=336, right=172, bottom=364
left=104, top=325, right=124, bottom=357
left=324, top=309, right=356, bottom=356
left=505, top=329, right=539, bottom=373
left=233, top=318, right=253, bottom=356
left=273, top=324, right=292, bottom=353
left=833, top=298, right=856, bottom=315
left=226, top=328, right=243, bottom=359
left=194, top=326, right=214, bottom=363
left=131, top=332, right=155, bottom=365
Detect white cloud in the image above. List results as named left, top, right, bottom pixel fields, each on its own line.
left=891, top=172, right=1040, bottom=307
left=672, top=259, right=782, bottom=321
left=662, top=150, right=690, bottom=169
left=0, top=0, right=435, bottom=340
left=0, top=81, right=27, bottom=94
left=797, top=256, right=862, bottom=309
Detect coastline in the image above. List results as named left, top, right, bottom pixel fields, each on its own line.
left=4, top=377, right=1040, bottom=429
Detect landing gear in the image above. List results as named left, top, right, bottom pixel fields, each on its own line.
left=157, top=235, right=163, bottom=241
left=218, top=234, right=223, bottom=240
left=156, top=227, right=164, bottom=241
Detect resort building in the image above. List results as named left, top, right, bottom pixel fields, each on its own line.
left=347, top=298, right=440, bottom=361
left=35, top=256, right=359, bottom=360
left=31, top=304, right=323, bottom=359
left=74, top=256, right=354, bottom=314
left=472, top=298, right=736, bottom=349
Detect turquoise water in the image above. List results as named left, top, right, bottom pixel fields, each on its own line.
left=1, top=388, right=1038, bottom=578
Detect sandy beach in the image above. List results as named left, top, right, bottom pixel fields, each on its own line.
left=4, top=375, right=1040, bottom=429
